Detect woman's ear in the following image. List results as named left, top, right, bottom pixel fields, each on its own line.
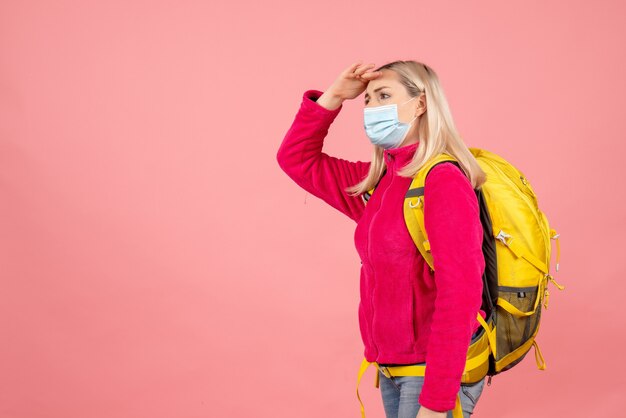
left=416, top=95, right=427, bottom=115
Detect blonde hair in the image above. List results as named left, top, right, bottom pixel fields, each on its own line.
left=345, top=60, right=486, bottom=196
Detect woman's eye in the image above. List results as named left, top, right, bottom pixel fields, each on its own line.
left=364, top=93, right=390, bottom=105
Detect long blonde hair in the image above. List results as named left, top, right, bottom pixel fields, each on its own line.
left=345, top=60, right=486, bottom=196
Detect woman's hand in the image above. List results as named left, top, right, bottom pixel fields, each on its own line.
left=316, top=61, right=382, bottom=110
left=416, top=405, right=447, bottom=418
left=328, top=61, right=382, bottom=100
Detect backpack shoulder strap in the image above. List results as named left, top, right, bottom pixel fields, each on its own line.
left=403, top=152, right=460, bottom=271
left=362, top=186, right=375, bottom=204
left=361, top=170, right=386, bottom=204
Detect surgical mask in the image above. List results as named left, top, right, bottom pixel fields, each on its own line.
left=363, top=96, right=418, bottom=149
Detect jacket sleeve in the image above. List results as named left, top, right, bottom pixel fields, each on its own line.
left=418, top=162, right=486, bottom=412
left=276, top=89, right=371, bottom=223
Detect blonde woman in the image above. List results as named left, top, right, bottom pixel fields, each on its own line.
left=276, top=60, right=488, bottom=418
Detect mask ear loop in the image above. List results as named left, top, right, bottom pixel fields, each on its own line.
left=402, top=97, right=419, bottom=125
left=401, top=96, right=418, bottom=106
left=405, top=93, right=426, bottom=124
left=401, top=96, right=420, bottom=122
left=401, top=96, right=419, bottom=125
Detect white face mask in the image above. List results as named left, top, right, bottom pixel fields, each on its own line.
left=363, top=96, right=418, bottom=149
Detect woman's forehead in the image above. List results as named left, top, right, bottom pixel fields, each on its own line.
left=365, top=76, right=402, bottom=97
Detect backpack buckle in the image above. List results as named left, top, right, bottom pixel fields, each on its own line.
left=496, top=230, right=512, bottom=246
left=378, top=365, right=392, bottom=378
left=408, top=196, right=422, bottom=208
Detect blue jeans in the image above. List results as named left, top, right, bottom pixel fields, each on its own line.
left=378, top=370, right=486, bottom=418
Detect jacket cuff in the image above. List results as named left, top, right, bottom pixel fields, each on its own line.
left=418, top=392, right=456, bottom=413
left=301, top=89, right=343, bottom=121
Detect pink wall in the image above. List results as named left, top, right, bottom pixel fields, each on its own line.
left=1, top=1, right=624, bottom=417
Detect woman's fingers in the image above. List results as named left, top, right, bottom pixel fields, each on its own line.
left=344, top=62, right=376, bottom=80
left=345, top=61, right=368, bottom=78
left=329, top=62, right=379, bottom=100
left=346, top=64, right=377, bottom=84
left=355, top=69, right=381, bottom=84
left=345, top=61, right=362, bottom=75
left=360, top=70, right=381, bottom=79
left=354, top=63, right=376, bottom=76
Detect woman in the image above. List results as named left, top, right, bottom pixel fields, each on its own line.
left=276, top=60, right=488, bottom=418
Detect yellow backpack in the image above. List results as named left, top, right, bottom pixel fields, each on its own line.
left=356, top=148, right=565, bottom=417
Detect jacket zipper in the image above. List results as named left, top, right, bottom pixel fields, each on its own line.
left=367, top=153, right=394, bottom=360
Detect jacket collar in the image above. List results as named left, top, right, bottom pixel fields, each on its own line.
left=383, top=140, right=419, bottom=168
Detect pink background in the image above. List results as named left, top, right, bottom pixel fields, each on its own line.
left=1, top=1, right=624, bottom=417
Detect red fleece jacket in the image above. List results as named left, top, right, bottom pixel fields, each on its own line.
left=276, top=89, right=486, bottom=412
